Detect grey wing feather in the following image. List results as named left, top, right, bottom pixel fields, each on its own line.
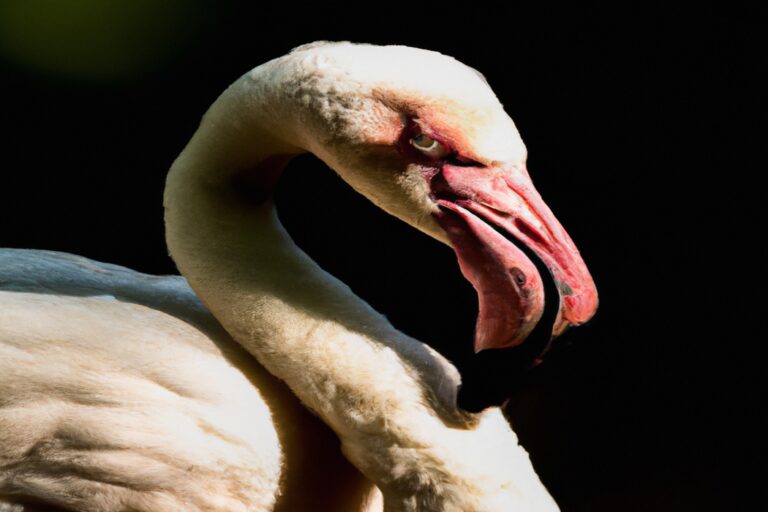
left=0, top=248, right=211, bottom=328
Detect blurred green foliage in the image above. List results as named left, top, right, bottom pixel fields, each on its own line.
left=0, top=0, right=204, bottom=81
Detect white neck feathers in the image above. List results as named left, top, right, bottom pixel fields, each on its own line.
left=163, top=52, right=558, bottom=511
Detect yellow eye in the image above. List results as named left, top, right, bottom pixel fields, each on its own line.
left=411, top=134, right=450, bottom=158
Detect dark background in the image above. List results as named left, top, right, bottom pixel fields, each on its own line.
left=0, top=2, right=759, bottom=510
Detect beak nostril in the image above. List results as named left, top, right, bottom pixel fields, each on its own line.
left=508, top=267, right=526, bottom=286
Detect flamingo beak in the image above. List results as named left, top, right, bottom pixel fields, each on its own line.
left=431, top=162, right=598, bottom=353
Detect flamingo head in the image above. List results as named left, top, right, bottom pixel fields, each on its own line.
left=280, top=42, right=598, bottom=355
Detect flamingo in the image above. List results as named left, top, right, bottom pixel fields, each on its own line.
left=0, top=42, right=597, bottom=511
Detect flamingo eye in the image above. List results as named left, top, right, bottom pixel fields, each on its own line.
left=411, top=134, right=450, bottom=159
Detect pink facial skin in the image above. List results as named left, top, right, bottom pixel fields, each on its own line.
left=403, top=122, right=599, bottom=353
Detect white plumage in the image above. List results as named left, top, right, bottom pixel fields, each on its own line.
left=0, top=42, right=574, bottom=511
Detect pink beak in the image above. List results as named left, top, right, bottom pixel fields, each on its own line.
left=431, top=163, right=598, bottom=353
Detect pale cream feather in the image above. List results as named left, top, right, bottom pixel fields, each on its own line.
left=1, top=42, right=558, bottom=511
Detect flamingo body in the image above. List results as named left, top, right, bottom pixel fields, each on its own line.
left=0, top=42, right=598, bottom=511
left=0, top=249, right=379, bottom=511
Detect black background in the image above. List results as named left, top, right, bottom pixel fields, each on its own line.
left=0, top=3, right=759, bottom=511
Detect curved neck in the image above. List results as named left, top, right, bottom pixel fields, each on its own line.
left=164, top=67, right=557, bottom=511
left=166, top=67, right=465, bottom=474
